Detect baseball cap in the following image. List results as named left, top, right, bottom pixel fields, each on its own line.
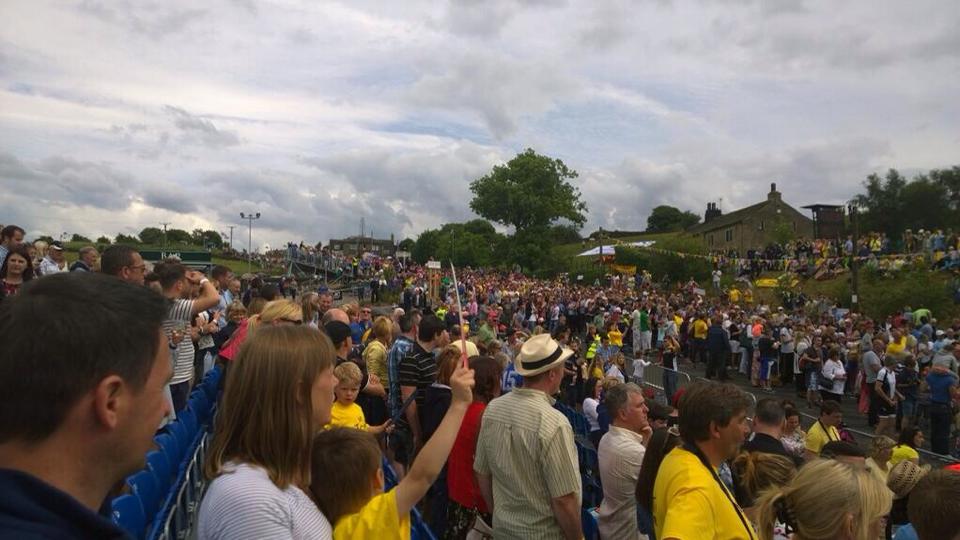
left=49, top=241, right=64, bottom=251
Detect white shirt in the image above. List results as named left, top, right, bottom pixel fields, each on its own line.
left=198, top=462, right=332, bottom=540
left=877, top=366, right=897, bottom=400
left=598, top=426, right=647, bottom=540
left=583, top=397, right=601, bottom=432
left=38, top=256, right=66, bottom=276
left=779, top=328, right=795, bottom=354
left=821, top=359, right=846, bottom=395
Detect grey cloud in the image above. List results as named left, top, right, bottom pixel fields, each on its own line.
left=302, top=142, right=499, bottom=227
left=578, top=136, right=893, bottom=234
left=408, top=53, right=578, bottom=138
left=438, top=0, right=563, bottom=37
left=142, top=185, right=198, bottom=213
left=76, top=1, right=207, bottom=39
left=163, top=106, right=242, bottom=149
left=203, top=168, right=413, bottom=242
left=0, top=151, right=136, bottom=210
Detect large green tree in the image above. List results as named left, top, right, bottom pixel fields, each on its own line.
left=469, top=149, right=587, bottom=269
left=139, top=227, right=164, bottom=245
left=853, top=168, right=959, bottom=238
left=397, top=238, right=415, bottom=252
left=411, top=219, right=504, bottom=268
left=470, top=149, right=587, bottom=231
left=70, top=233, right=92, bottom=243
left=645, top=205, right=701, bottom=233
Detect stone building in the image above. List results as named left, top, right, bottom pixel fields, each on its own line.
left=686, top=183, right=814, bottom=252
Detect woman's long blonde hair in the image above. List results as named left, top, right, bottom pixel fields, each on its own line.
left=205, top=325, right=335, bottom=489
left=755, top=459, right=892, bottom=540
left=249, top=299, right=302, bottom=332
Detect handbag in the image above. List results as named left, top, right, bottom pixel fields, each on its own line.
left=466, top=512, right=494, bottom=540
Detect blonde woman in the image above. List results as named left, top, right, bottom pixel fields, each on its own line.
left=199, top=325, right=338, bottom=539
left=301, top=292, right=320, bottom=328
left=218, top=299, right=304, bottom=364
left=731, top=451, right=797, bottom=518
left=865, top=436, right=895, bottom=484
left=363, top=317, right=393, bottom=424
left=755, top=459, right=892, bottom=540
left=362, top=316, right=392, bottom=390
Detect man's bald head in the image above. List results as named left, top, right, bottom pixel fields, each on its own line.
left=321, top=308, right=349, bottom=325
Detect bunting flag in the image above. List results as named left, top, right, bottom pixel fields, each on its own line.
left=622, top=243, right=940, bottom=267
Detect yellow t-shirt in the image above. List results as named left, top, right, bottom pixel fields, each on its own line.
left=693, top=319, right=709, bottom=339
left=608, top=327, right=623, bottom=347
left=886, top=337, right=907, bottom=357
left=327, top=401, right=368, bottom=431
left=889, top=444, right=919, bottom=467
left=729, top=289, right=741, bottom=303
left=334, top=489, right=410, bottom=540
left=804, top=421, right=840, bottom=455
left=653, top=447, right=756, bottom=540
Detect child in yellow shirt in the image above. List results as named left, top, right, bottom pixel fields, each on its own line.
left=327, top=362, right=391, bottom=434
left=310, top=361, right=476, bottom=540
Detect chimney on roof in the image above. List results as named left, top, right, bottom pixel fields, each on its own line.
left=768, top=182, right=781, bottom=202
left=704, top=202, right=722, bottom=224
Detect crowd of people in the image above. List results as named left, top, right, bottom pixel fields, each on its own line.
left=2, top=220, right=960, bottom=539
left=706, top=231, right=960, bottom=282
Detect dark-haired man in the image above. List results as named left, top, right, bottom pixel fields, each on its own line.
left=0, top=273, right=170, bottom=537
left=743, top=398, right=798, bottom=464
left=155, top=262, right=219, bottom=412
left=387, top=311, right=419, bottom=470
left=100, top=244, right=147, bottom=285
left=398, top=314, right=448, bottom=452
left=0, top=224, right=24, bottom=268
left=653, top=381, right=754, bottom=540
left=804, top=400, right=843, bottom=461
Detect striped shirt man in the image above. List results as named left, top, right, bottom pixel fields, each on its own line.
left=474, top=388, right=581, bottom=539
left=164, top=298, right=196, bottom=386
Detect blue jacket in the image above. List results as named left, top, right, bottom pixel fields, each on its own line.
left=0, top=468, right=130, bottom=540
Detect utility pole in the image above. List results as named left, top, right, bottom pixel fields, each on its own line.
left=240, top=212, right=261, bottom=273
left=848, top=205, right=860, bottom=312
left=598, top=226, right=604, bottom=275
left=226, top=225, right=235, bottom=251
left=160, top=222, right=171, bottom=252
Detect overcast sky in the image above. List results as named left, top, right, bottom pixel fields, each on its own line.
left=2, top=0, right=958, bottom=250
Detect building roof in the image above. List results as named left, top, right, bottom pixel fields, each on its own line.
left=687, top=200, right=769, bottom=234
left=801, top=204, right=844, bottom=210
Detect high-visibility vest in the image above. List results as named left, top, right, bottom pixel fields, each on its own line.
left=586, top=335, right=601, bottom=360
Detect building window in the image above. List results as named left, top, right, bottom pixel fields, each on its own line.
left=708, top=234, right=714, bottom=246
left=725, top=228, right=733, bottom=242
left=792, top=221, right=797, bottom=232
left=758, top=220, right=764, bottom=231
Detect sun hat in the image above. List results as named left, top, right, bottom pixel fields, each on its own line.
left=887, top=460, right=931, bottom=499
left=451, top=339, right=480, bottom=358
left=513, top=333, right=574, bottom=377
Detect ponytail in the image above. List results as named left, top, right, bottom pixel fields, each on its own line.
left=754, top=489, right=795, bottom=540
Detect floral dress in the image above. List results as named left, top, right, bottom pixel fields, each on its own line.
left=781, top=429, right=806, bottom=459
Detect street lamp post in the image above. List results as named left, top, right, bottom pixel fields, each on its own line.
left=240, top=212, right=261, bottom=273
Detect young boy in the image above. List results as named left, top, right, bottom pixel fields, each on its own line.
left=310, top=361, right=475, bottom=539
left=328, top=361, right=391, bottom=434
